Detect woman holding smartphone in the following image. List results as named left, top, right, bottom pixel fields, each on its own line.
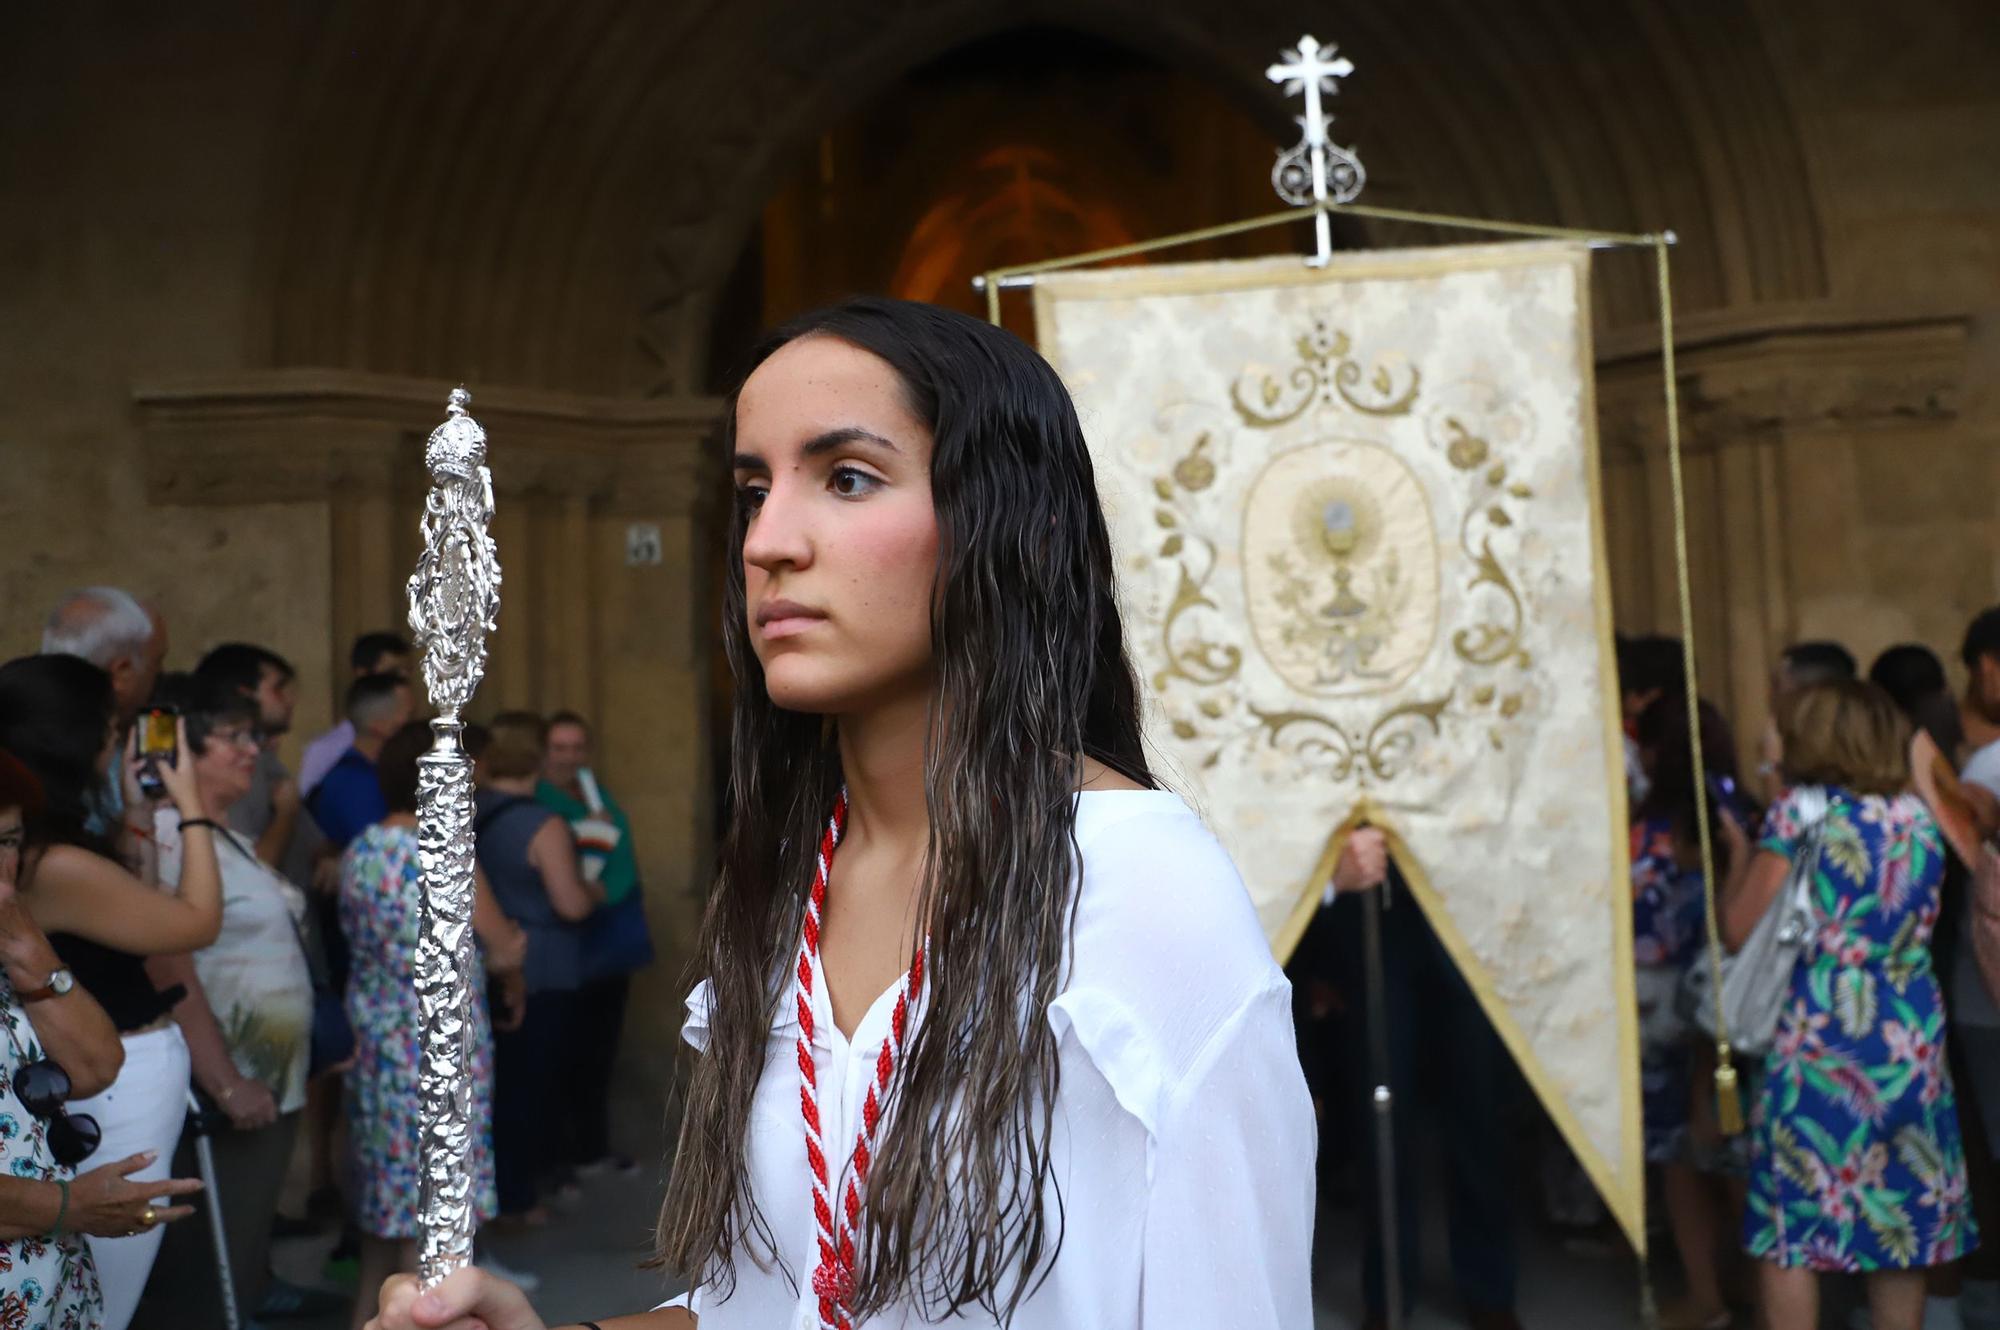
left=0, top=654, right=223, bottom=1330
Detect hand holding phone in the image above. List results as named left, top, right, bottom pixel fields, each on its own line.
left=134, top=707, right=178, bottom=801
left=131, top=712, right=200, bottom=815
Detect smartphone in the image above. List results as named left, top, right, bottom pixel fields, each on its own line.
left=136, top=706, right=178, bottom=799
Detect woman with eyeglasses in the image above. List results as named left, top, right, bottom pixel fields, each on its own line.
left=134, top=673, right=317, bottom=1330
left=0, top=746, right=204, bottom=1329
left=0, top=655, right=224, bottom=1330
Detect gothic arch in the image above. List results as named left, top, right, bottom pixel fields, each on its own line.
left=259, top=0, right=1827, bottom=398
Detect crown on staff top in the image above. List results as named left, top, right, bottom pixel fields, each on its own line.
left=425, top=386, right=486, bottom=478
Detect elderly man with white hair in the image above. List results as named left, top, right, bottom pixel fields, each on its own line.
left=42, top=587, right=169, bottom=837
left=41, top=588, right=168, bottom=729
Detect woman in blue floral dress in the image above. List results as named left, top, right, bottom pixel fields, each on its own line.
left=1632, top=696, right=1747, bottom=1330
left=339, top=725, right=524, bottom=1330
left=1723, top=681, right=1974, bottom=1330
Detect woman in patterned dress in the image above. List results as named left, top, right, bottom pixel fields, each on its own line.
left=1632, top=696, right=1745, bottom=1330
left=1723, top=680, right=1976, bottom=1330
left=0, top=749, right=204, bottom=1330
left=0, top=982, right=107, bottom=1330
left=339, top=723, right=525, bottom=1330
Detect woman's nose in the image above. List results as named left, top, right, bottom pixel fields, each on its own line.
left=741, top=479, right=813, bottom=572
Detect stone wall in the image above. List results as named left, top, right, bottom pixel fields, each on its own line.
left=0, top=9, right=321, bottom=718
left=2, top=0, right=1998, bottom=1103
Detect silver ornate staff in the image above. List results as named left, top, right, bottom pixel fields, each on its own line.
left=406, top=387, right=502, bottom=1286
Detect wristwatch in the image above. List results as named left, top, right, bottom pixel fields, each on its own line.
left=18, top=969, right=75, bottom=1004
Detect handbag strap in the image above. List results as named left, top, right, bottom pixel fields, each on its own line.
left=207, top=819, right=327, bottom=987
left=1782, top=788, right=1839, bottom=921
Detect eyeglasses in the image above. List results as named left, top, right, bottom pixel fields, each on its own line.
left=14, top=1060, right=101, bottom=1168
left=206, top=726, right=263, bottom=751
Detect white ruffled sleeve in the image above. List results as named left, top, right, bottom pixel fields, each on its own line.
left=681, top=979, right=713, bottom=1053
left=1138, top=980, right=1316, bottom=1328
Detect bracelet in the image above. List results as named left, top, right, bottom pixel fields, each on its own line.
left=51, top=1178, right=68, bottom=1238
left=178, top=817, right=223, bottom=833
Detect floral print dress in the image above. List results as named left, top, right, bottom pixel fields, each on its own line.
left=1746, top=787, right=1976, bottom=1270
left=1632, top=816, right=1708, bottom=1163
left=0, top=981, right=101, bottom=1329
left=340, top=824, right=498, bottom=1239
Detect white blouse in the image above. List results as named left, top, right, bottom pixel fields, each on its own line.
left=664, top=790, right=1316, bottom=1328
left=155, top=812, right=314, bottom=1113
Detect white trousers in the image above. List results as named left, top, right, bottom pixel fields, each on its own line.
left=71, top=1024, right=192, bottom=1330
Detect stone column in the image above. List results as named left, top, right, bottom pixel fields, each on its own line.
left=137, top=371, right=724, bottom=1115
left=1596, top=307, right=1969, bottom=765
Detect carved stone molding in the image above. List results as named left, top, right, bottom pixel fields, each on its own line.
left=254, top=0, right=1825, bottom=397
left=132, top=368, right=728, bottom=1006
left=135, top=368, right=723, bottom=517
left=1595, top=304, right=1969, bottom=459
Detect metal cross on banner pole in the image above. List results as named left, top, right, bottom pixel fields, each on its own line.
left=1266, top=34, right=1365, bottom=267
left=1269, top=33, right=1402, bottom=1327
left=406, top=387, right=502, bottom=1286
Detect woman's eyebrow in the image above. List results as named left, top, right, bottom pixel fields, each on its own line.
left=733, top=426, right=901, bottom=473
left=800, top=426, right=900, bottom=457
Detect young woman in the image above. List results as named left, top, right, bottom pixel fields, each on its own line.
left=368, top=298, right=1315, bottom=1329
left=1723, top=680, right=1975, bottom=1330
left=0, top=654, right=223, bottom=1330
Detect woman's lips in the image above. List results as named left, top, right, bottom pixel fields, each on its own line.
left=759, top=613, right=824, bottom=640
left=756, top=600, right=827, bottom=640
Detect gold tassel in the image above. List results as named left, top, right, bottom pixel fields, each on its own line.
left=1715, top=1055, right=1744, bottom=1136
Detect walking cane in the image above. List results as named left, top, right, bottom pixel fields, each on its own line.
left=186, top=1089, right=241, bottom=1330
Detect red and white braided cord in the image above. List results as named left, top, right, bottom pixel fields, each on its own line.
left=796, top=793, right=927, bottom=1330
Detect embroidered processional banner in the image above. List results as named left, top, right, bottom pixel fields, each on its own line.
left=1034, top=240, right=1641, bottom=1247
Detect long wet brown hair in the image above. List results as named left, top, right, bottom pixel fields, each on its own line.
left=653, top=298, right=1152, bottom=1321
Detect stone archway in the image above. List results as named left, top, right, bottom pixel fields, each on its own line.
left=238, top=0, right=1948, bottom=835
left=258, top=0, right=1828, bottom=399
left=0, top=0, right=1980, bottom=1155
left=225, top=0, right=1979, bottom=956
